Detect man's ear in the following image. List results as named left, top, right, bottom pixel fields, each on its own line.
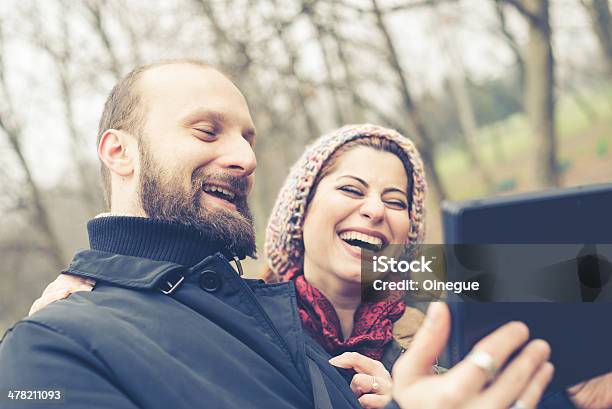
left=98, top=129, right=137, bottom=177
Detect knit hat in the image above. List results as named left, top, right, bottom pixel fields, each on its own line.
left=264, top=124, right=427, bottom=278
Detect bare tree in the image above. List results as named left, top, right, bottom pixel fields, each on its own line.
left=504, top=0, right=558, bottom=188
left=265, top=0, right=322, bottom=140
left=83, top=0, right=122, bottom=79
left=30, top=1, right=104, bottom=214
left=580, top=0, right=612, bottom=76
left=434, top=7, right=495, bottom=193
left=302, top=1, right=347, bottom=127
left=324, top=2, right=368, bottom=122
left=370, top=0, right=448, bottom=201
left=108, top=0, right=143, bottom=67
left=494, top=0, right=526, bottom=106
left=0, top=20, right=65, bottom=271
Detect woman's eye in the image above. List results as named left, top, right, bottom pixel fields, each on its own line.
left=339, top=186, right=363, bottom=196
left=385, top=200, right=407, bottom=210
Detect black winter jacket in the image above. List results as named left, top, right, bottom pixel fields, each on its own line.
left=0, top=218, right=363, bottom=409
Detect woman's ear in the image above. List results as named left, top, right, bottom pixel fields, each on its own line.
left=98, top=129, right=137, bottom=177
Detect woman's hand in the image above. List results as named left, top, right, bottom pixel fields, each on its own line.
left=568, top=371, right=612, bottom=409
left=392, top=303, right=554, bottom=409
left=29, top=274, right=95, bottom=316
left=329, top=352, right=392, bottom=409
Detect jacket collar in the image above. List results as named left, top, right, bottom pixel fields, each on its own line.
left=87, top=215, right=231, bottom=266
left=63, top=248, right=231, bottom=290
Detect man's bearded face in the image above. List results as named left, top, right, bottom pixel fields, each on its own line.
left=138, top=139, right=256, bottom=259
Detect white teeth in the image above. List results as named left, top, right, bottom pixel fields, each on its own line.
left=338, top=231, right=384, bottom=247
left=203, top=185, right=235, bottom=200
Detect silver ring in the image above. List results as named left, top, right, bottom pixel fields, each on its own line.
left=465, top=350, right=497, bottom=380
left=509, top=400, right=528, bottom=409
left=371, top=376, right=380, bottom=393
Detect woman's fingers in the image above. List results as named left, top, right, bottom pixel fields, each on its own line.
left=329, top=351, right=393, bottom=408
left=329, top=352, right=390, bottom=379
left=43, top=274, right=95, bottom=294
left=29, top=274, right=95, bottom=316
left=568, top=371, right=612, bottom=409
left=358, top=392, right=392, bottom=409
left=29, top=289, right=71, bottom=316
left=392, top=302, right=451, bottom=386
left=476, top=340, right=552, bottom=408
left=446, top=321, right=530, bottom=395
left=350, top=373, right=392, bottom=396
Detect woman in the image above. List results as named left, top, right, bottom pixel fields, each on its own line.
left=266, top=126, right=425, bottom=347
left=262, top=124, right=428, bottom=406
left=30, top=125, right=554, bottom=409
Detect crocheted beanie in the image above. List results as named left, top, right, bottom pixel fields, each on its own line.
left=264, top=124, right=427, bottom=278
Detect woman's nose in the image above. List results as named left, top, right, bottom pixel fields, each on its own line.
left=359, top=196, right=385, bottom=223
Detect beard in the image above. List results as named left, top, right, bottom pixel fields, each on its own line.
left=138, top=141, right=256, bottom=259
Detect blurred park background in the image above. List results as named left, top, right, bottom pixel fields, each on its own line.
left=0, top=0, right=610, bottom=332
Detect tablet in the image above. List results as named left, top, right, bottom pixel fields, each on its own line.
left=441, top=183, right=612, bottom=391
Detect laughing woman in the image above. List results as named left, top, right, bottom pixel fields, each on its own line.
left=262, top=125, right=428, bottom=408
left=30, top=125, right=555, bottom=409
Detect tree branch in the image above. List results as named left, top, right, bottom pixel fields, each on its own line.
left=501, top=0, right=545, bottom=30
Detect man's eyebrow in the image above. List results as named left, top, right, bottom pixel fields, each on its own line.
left=338, top=175, right=406, bottom=195
left=181, top=109, right=226, bottom=126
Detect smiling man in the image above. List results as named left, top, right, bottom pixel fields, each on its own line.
left=0, top=60, right=363, bottom=409
left=99, top=61, right=257, bottom=259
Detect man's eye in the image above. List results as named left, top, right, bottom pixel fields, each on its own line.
left=339, top=186, right=363, bottom=196
left=194, top=129, right=217, bottom=140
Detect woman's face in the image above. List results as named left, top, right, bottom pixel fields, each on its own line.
left=302, top=146, right=411, bottom=289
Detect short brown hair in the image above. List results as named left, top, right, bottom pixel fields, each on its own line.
left=96, top=59, right=212, bottom=208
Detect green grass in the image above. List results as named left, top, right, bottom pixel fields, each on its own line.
left=432, top=84, right=612, bottom=201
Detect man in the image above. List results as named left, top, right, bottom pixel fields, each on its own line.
left=0, top=60, right=361, bottom=408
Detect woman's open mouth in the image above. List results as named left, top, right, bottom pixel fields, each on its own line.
left=338, top=230, right=387, bottom=258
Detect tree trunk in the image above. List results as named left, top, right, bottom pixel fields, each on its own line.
left=2, top=125, right=66, bottom=271
left=494, top=0, right=526, bottom=107
left=327, top=2, right=367, bottom=122
left=0, top=25, right=65, bottom=271
left=448, top=72, right=496, bottom=193
left=434, top=7, right=495, bottom=193
left=59, top=71, right=103, bottom=213
left=85, top=0, right=122, bottom=79
left=582, top=0, right=612, bottom=76
left=371, top=0, right=447, bottom=201
left=523, top=0, right=559, bottom=187
left=303, top=1, right=346, bottom=127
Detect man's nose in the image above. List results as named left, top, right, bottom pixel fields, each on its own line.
left=359, top=196, right=385, bottom=223
left=219, top=133, right=257, bottom=177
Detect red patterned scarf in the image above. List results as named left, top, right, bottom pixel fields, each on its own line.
left=286, top=268, right=405, bottom=361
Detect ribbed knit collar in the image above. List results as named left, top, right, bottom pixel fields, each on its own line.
left=87, top=216, right=230, bottom=267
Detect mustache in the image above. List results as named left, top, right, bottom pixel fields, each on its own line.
left=193, top=170, right=250, bottom=199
